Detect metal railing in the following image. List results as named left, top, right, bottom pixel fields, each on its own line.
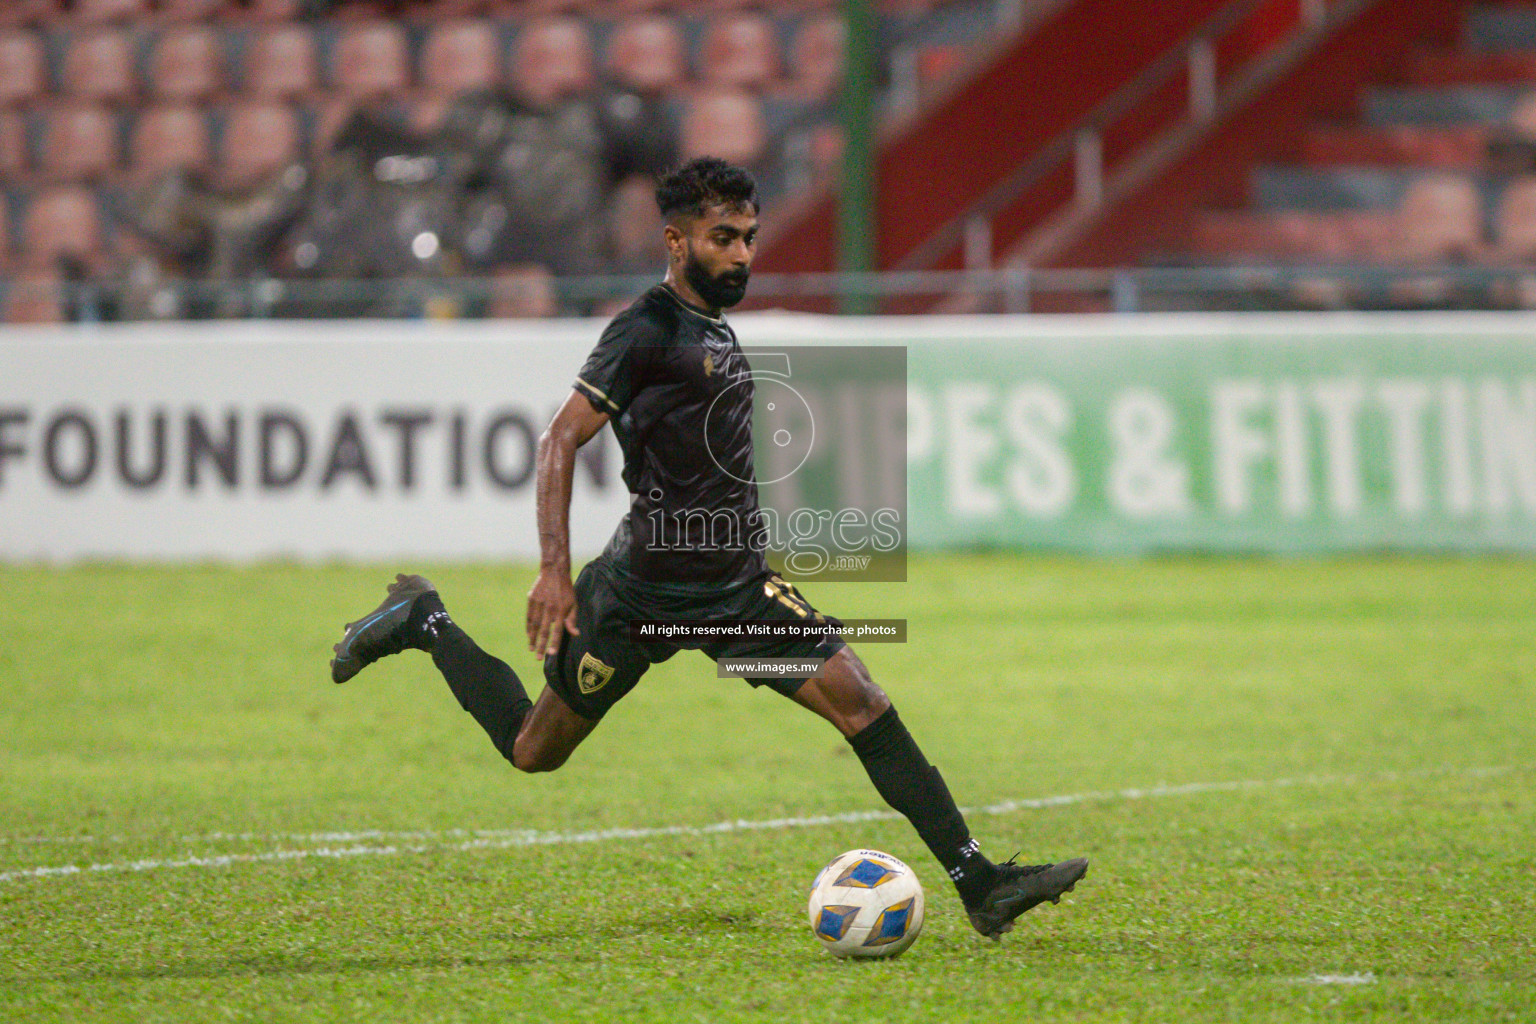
left=6, top=264, right=1536, bottom=324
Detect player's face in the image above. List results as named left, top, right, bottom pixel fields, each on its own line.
left=680, top=202, right=758, bottom=309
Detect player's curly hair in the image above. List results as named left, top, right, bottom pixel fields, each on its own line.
left=655, top=157, right=759, bottom=220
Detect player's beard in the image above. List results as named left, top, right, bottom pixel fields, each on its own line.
left=684, top=251, right=750, bottom=309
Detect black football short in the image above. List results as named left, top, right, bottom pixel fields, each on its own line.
left=543, top=554, right=846, bottom=721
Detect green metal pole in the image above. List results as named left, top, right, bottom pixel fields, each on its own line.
left=838, top=0, right=877, bottom=315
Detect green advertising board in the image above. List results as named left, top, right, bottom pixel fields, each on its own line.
left=741, top=313, right=1536, bottom=555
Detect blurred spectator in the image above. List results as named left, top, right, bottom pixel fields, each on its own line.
left=245, top=24, right=320, bottom=101
left=62, top=28, right=138, bottom=104
left=0, top=29, right=47, bottom=106
left=147, top=24, right=225, bottom=103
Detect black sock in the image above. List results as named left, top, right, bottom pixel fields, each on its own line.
left=410, top=596, right=531, bottom=764
left=847, top=705, right=1001, bottom=907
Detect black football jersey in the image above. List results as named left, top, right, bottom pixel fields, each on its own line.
left=574, top=285, right=766, bottom=583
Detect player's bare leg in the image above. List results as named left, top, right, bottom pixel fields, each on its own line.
left=509, top=685, right=598, bottom=773
left=789, top=646, right=1088, bottom=940
left=789, top=646, right=890, bottom=736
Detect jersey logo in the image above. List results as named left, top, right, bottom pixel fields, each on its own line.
left=703, top=353, right=715, bottom=377
left=577, top=652, right=616, bottom=694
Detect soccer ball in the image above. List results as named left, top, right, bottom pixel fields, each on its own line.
left=806, top=849, right=925, bottom=958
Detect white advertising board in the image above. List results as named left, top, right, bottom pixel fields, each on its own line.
left=0, top=319, right=628, bottom=562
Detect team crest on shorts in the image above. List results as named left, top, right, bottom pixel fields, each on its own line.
left=577, top=652, right=616, bottom=694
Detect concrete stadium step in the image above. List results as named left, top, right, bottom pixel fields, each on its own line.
left=1361, top=85, right=1532, bottom=126
left=1299, top=124, right=1488, bottom=169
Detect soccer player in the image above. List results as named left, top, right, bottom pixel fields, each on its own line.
left=330, top=157, right=1087, bottom=940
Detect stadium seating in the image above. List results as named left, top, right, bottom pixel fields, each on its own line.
left=0, top=29, right=47, bottom=106
left=244, top=24, right=320, bottom=100
left=0, top=0, right=991, bottom=319
left=41, top=103, right=121, bottom=182
left=606, top=14, right=687, bottom=94
left=681, top=88, right=767, bottom=167
left=147, top=24, right=225, bottom=103
left=788, top=11, right=844, bottom=102
left=62, top=28, right=138, bottom=103
left=129, top=104, right=212, bottom=182
left=510, top=16, right=594, bottom=107
left=420, top=19, right=502, bottom=96
left=699, top=11, right=782, bottom=91
left=72, top=0, right=150, bottom=25
left=221, top=101, right=302, bottom=188
left=331, top=21, right=412, bottom=102
left=1182, top=3, right=1536, bottom=272
left=20, top=186, right=105, bottom=271
left=0, top=109, right=26, bottom=180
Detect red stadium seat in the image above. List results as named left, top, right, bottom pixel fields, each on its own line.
left=0, top=109, right=27, bottom=179
left=1300, top=125, right=1486, bottom=170
left=238, top=0, right=302, bottom=22
left=41, top=103, right=120, bottom=182
left=245, top=24, right=319, bottom=101
left=221, top=100, right=300, bottom=188
left=489, top=264, right=558, bottom=319
left=130, top=104, right=211, bottom=181
left=421, top=19, right=501, bottom=97
left=333, top=21, right=411, bottom=102
left=1398, top=172, right=1483, bottom=262
left=20, top=186, right=104, bottom=269
left=62, top=28, right=138, bottom=103
left=0, top=2, right=64, bottom=31
left=0, top=30, right=47, bottom=106
left=148, top=25, right=224, bottom=102
left=1492, top=177, right=1536, bottom=262
left=699, top=12, right=781, bottom=90
left=156, top=0, right=227, bottom=24
left=3, top=268, right=66, bottom=324
left=72, top=0, right=150, bottom=25
left=681, top=89, right=766, bottom=166
left=510, top=16, right=593, bottom=108
left=788, top=12, right=844, bottom=101
left=607, top=173, right=663, bottom=273
left=1509, top=91, right=1536, bottom=138
left=606, top=14, right=686, bottom=94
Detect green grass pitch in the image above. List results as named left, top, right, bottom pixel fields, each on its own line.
left=2, top=555, right=1532, bottom=1023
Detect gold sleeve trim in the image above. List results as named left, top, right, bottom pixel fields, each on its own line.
left=575, top=377, right=620, bottom=413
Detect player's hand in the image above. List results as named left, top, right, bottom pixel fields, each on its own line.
left=526, top=568, right=580, bottom=659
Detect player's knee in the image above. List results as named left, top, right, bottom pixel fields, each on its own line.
left=821, top=649, right=890, bottom=734
left=510, top=742, right=567, bottom=774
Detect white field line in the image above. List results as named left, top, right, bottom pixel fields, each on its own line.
left=0, top=764, right=1513, bottom=885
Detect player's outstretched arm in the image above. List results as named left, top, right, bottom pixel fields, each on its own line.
left=527, top=391, right=609, bottom=657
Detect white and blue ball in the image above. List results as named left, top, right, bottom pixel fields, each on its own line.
left=806, top=849, right=925, bottom=958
